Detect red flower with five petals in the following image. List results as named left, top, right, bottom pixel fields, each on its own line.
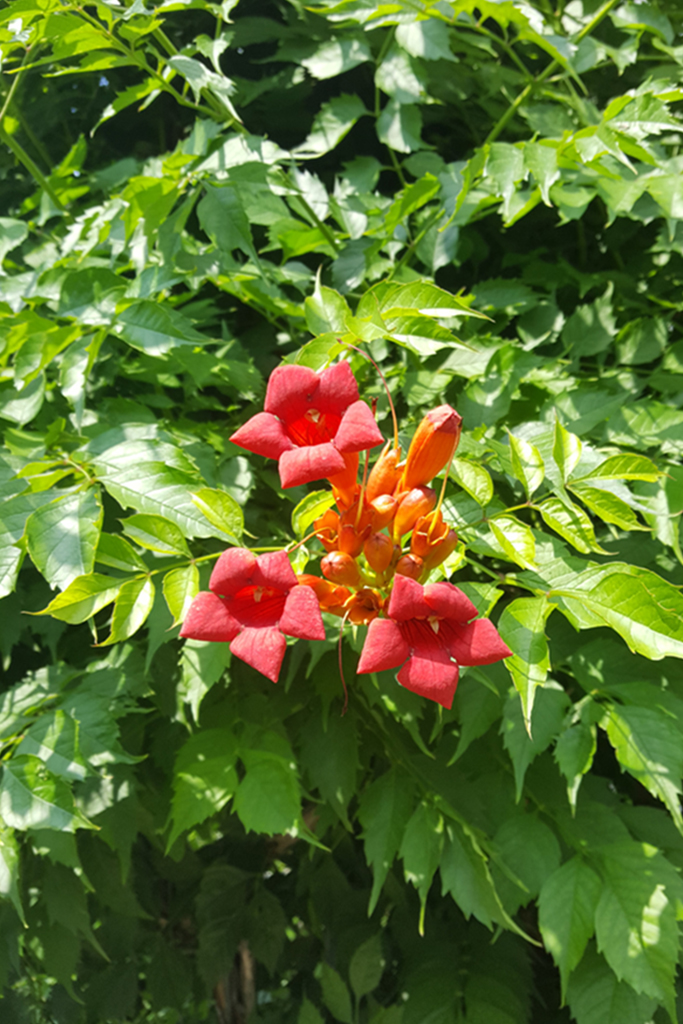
left=229, top=362, right=384, bottom=489
left=179, top=548, right=325, bottom=682
left=357, top=575, right=511, bottom=709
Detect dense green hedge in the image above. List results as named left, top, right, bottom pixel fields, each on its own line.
left=1, top=0, right=683, bottom=1021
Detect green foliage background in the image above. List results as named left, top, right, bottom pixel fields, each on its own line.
left=1, top=0, right=683, bottom=1020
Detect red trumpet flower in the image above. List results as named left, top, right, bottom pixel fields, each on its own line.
left=180, top=548, right=325, bottom=683
left=230, top=362, right=384, bottom=489
left=357, top=575, right=511, bottom=709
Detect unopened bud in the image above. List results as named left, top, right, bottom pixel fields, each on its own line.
left=298, top=574, right=351, bottom=616
left=393, top=486, right=436, bottom=539
left=328, top=452, right=360, bottom=511
left=370, top=494, right=397, bottom=531
left=395, top=553, right=424, bottom=581
left=410, top=512, right=449, bottom=558
left=366, top=445, right=402, bottom=502
left=364, top=532, right=395, bottom=574
left=314, top=508, right=340, bottom=552
left=402, top=405, right=462, bottom=489
left=423, top=529, right=458, bottom=572
left=321, top=551, right=362, bottom=587
left=344, top=587, right=384, bottom=625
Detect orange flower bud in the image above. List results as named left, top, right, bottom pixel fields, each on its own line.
left=338, top=501, right=373, bottom=558
left=298, top=574, right=351, bottom=616
left=321, top=551, right=362, bottom=588
left=314, top=508, right=340, bottom=552
left=364, top=532, right=395, bottom=574
left=344, top=587, right=384, bottom=625
left=423, top=529, right=458, bottom=572
left=395, top=553, right=424, bottom=580
left=410, top=512, right=449, bottom=558
left=393, top=486, right=436, bottom=539
left=367, top=445, right=402, bottom=502
left=329, top=452, right=360, bottom=510
left=370, top=494, right=397, bottom=531
left=402, top=405, right=462, bottom=489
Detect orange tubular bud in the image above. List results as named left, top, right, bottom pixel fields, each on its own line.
left=329, top=452, right=360, bottom=511
left=344, top=587, right=384, bottom=625
left=402, top=405, right=462, bottom=490
left=393, top=486, right=437, bottom=539
left=370, top=494, right=397, bottom=531
left=395, top=553, right=424, bottom=580
left=297, top=574, right=351, bottom=615
left=423, top=528, right=458, bottom=572
left=321, top=551, right=362, bottom=588
left=314, top=508, right=340, bottom=552
left=366, top=445, right=402, bottom=502
left=337, top=501, right=373, bottom=558
left=410, top=512, right=449, bottom=558
left=364, top=532, right=395, bottom=574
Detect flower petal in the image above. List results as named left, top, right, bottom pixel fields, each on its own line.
left=316, top=361, right=359, bottom=415
left=230, top=626, right=287, bottom=683
left=179, top=592, right=240, bottom=642
left=253, top=550, right=298, bottom=592
left=280, top=585, right=326, bottom=640
left=397, top=650, right=459, bottom=709
left=386, top=574, right=432, bottom=621
left=278, top=443, right=346, bottom=488
left=357, top=618, right=409, bottom=674
left=265, top=364, right=319, bottom=422
left=334, top=400, right=385, bottom=453
left=423, top=582, right=478, bottom=623
left=445, top=618, right=512, bottom=666
left=210, top=547, right=258, bottom=596
left=229, top=412, right=294, bottom=460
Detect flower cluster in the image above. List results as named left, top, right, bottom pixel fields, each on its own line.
left=181, top=360, right=511, bottom=708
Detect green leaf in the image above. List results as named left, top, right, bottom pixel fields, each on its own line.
left=552, top=419, right=582, bottom=482
left=98, top=576, right=155, bottom=645
left=294, top=95, right=367, bottom=159
left=604, top=704, right=683, bottom=835
left=349, top=934, right=384, bottom=999
left=298, top=998, right=325, bottom=1024
left=33, top=573, right=123, bottom=624
left=0, top=756, right=92, bottom=832
left=524, top=142, right=560, bottom=205
left=305, top=282, right=351, bottom=336
left=501, top=683, right=570, bottom=799
left=576, top=454, right=661, bottom=483
left=492, top=814, right=561, bottom=914
left=291, top=490, right=337, bottom=538
left=507, top=432, right=545, bottom=499
left=594, top=842, right=678, bottom=1010
left=234, top=746, right=301, bottom=836
left=26, top=488, right=103, bottom=591
left=0, top=825, right=24, bottom=924
left=167, top=729, right=239, bottom=851
left=488, top=514, right=536, bottom=570
left=553, top=563, right=683, bottom=660
left=562, top=286, right=616, bottom=357
left=320, top=963, right=353, bottom=1024
left=178, top=640, right=231, bottom=724
left=377, top=99, right=423, bottom=154
left=384, top=175, right=441, bottom=237
left=116, top=300, right=208, bottom=356
left=95, top=532, right=147, bottom=572
left=450, top=457, right=493, bottom=505
left=300, top=709, right=359, bottom=827
left=0, top=218, right=29, bottom=268
left=440, top=820, right=511, bottom=931
left=163, top=564, right=200, bottom=626
left=535, top=497, right=603, bottom=554
left=497, top=597, right=554, bottom=732
left=554, top=720, right=597, bottom=810
left=197, top=183, right=257, bottom=262
left=399, top=801, right=443, bottom=931
left=191, top=487, right=244, bottom=543
left=121, top=512, right=191, bottom=556
left=538, top=857, right=602, bottom=999
left=301, top=35, right=372, bottom=80
left=16, top=710, right=87, bottom=782
left=566, top=944, right=657, bottom=1024
left=569, top=484, right=645, bottom=531
left=358, top=769, right=416, bottom=915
